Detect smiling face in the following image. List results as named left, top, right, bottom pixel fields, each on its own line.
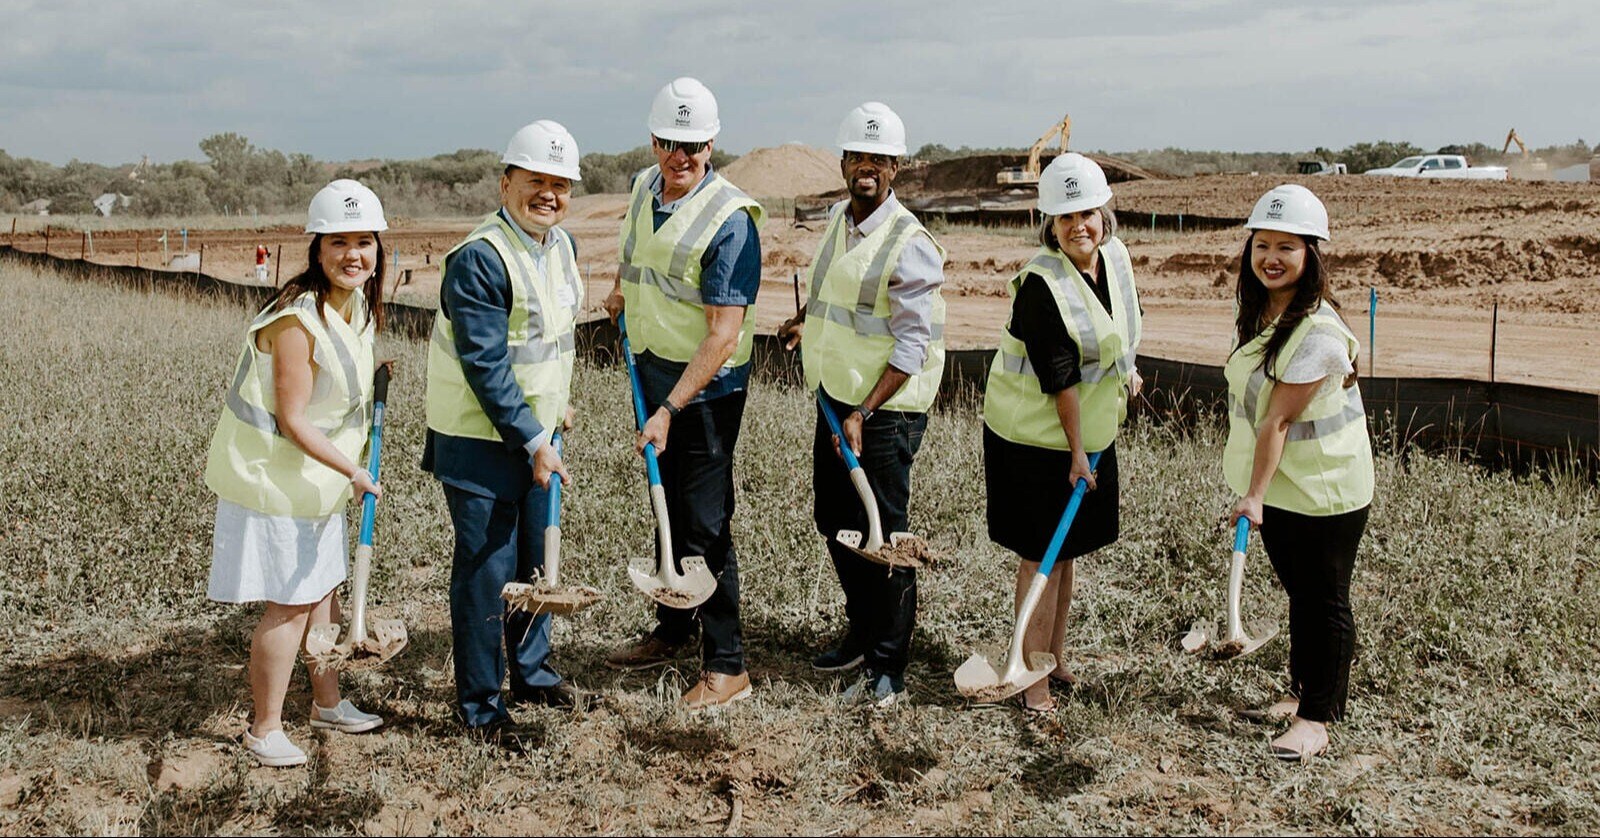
left=318, top=231, right=378, bottom=294
left=652, top=136, right=712, bottom=200
left=1051, top=208, right=1106, bottom=270
left=500, top=167, right=571, bottom=237
left=1249, top=229, right=1308, bottom=297
left=841, top=151, right=899, bottom=204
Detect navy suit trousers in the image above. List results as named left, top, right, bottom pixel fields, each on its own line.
left=443, top=482, right=562, bottom=728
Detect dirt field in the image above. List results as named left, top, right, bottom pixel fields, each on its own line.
left=10, top=173, right=1599, bottom=391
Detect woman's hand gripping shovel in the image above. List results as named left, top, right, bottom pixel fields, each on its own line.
left=501, top=431, right=603, bottom=615
left=618, top=315, right=717, bottom=609
left=1180, top=517, right=1280, bottom=659
left=955, top=450, right=1101, bottom=703
left=306, top=364, right=409, bottom=672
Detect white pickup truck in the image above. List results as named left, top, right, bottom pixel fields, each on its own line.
left=1364, top=154, right=1508, bottom=180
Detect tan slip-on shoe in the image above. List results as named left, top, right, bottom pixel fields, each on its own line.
left=683, top=670, right=752, bottom=711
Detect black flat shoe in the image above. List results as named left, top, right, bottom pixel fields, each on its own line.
left=510, top=683, right=597, bottom=711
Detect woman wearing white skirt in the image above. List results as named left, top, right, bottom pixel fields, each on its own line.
left=204, top=180, right=390, bottom=767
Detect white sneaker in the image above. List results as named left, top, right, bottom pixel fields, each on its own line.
left=244, top=728, right=307, bottom=768
left=309, top=699, right=383, bottom=734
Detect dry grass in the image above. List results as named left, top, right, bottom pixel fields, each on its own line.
left=1, top=260, right=1598, bottom=835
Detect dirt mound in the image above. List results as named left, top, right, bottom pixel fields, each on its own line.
left=720, top=144, right=842, bottom=200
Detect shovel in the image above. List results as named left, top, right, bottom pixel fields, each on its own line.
left=956, top=450, right=1101, bottom=703
left=816, top=394, right=933, bottom=569
left=1180, top=517, right=1280, bottom=659
left=502, top=431, right=603, bottom=616
left=306, top=364, right=409, bottom=672
left=617, top=315, right=717, bottom=610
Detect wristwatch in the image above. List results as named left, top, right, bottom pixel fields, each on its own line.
left=662, top=398, right=682, bottom=418
left=853, top=404, right=874, bottom=423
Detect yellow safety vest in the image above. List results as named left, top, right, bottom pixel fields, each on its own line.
left=426, top=213, right=582, bottom=439
left=205, top=291, right=375, bottom=518
left=1223, top=302, right=1375, bottom=515
left=617, top=166, right=765, bottom=365
left=801, top=201, right=947, bottom=412
left=982, top=239, right=1142, bottom=451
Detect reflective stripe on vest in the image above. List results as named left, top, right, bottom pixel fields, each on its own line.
left=425, top=214, right=581, bottom=439
left=800, top=201, right=947, bottom=412
left=982, top=240, right=1141, bottom=452
left=616, top=166, right=766, bottom=365
left=205, top=291, right=374, bottom=518
left=1221, top=303, right=1375, bottom=516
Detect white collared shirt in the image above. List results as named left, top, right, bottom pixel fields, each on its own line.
left=835, top=190, right=945, bottom=374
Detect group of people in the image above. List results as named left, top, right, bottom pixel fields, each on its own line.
left=204, top=77, right=1373, bottom=768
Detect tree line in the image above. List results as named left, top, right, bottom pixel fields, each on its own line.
left=2, top=134, right=1590, bottom=219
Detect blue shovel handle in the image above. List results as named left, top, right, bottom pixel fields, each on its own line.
left=357, top=363, right=391, bottom=548
left=617, top=315, right=663, bottom=488
left=1233, top=515, right=1251, bottom=554
left=816, top=393, right=863, bottom=471
left=1035, top=450, right=1103, bottom=579
left=547, top=431, right=563, bottom=528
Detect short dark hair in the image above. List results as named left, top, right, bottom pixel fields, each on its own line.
left=1038, top=206, right=1118, bottom=251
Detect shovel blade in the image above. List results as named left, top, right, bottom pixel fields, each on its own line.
left=627, top=555, right=716, bottom=609
left=954, top=647, right=1056, bottom=703
left=836, top=530, right=935, bottom=569
left=305, top=622, right=343, bottom=658
left=1180, top=619, right=1215, bottom=654
left=501, top=581, right=603, bottom=616
left=341, top=618, right=409, bottom=672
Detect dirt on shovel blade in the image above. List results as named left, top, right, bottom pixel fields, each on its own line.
left=504, top=585, right=602, bottom=614
left=1209, top=639, right=1245, bottom=659
left=649, top=587, right=704, bottom=608
left=964, top=682, right=1023, bottom=704
left=874, top=536, right=940, bottom=567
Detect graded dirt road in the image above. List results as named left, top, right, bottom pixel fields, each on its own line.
left=12, top=173, right=1598, bottom=391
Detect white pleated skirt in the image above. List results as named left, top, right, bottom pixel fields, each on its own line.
left=208, top=499, right=348, bottom=606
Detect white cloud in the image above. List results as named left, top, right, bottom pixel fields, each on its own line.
left=0, top=0, right=1593, bottom=163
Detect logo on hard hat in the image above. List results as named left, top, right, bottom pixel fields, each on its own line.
left=342, top=196, right=361, bottom=219
left=675, top=104, right=692, bottom=127
left=864, top=119, right=881, bottom=141
left=1062, top=177, right=1081, bottom=199
left=548, top=139, right=565, bottom=163
left=1267, top=198, right=1285, bottom=219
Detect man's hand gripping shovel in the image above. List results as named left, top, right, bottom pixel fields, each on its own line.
left=955, top=451, right=1100, bottom=703
left=618, top=315, right=716, bottom=609
left=816, top=395, right=934, bottom=569
left=501, top=431, right=603, bottom=616
left=305, top=364, right=409, bottom=672
left=1180, top=517, right=1280, bottom=659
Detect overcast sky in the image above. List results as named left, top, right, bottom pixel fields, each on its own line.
left=2, top=0, right=1594, bottom=164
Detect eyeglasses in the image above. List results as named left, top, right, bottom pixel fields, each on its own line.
left=653, top=137, right=709, bottom=156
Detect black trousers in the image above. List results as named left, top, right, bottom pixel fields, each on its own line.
left=647, top=391, right=746, bottom=675
left=812, top=394, right=927, bottom=676
left=1260, top=503, right=1369, bottom=723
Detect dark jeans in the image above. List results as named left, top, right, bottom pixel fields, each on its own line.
left=1260, top=503, right=1369, bottom=723
left=647, top=390, right=747, bottom=676
left=812, top=393, right=927, bottom=676
left=443, top=483, right=562, bottom=728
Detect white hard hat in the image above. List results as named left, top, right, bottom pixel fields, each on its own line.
left=306, top=179, right=388, bottom=234
left=502, top=120, right=582, bottom=181
left=1246, top=184, right=1330, bottom=241
left=1037, top=153, right=1113, bottom=216
left=837, top=101, right=906, bottom=156
left=648, top=77, right=721, bottom=142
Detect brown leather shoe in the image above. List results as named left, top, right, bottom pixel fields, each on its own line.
left=604, top=634, right=690, bottom=671
left=683, top=671, right=752, bottom=711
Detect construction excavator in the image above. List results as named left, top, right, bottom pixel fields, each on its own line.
left=1503, top=129, right=1549, bottom=172
left=997, top=114, right=1071, bottom=187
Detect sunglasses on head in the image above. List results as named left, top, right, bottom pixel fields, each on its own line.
left=654, top=137, right=709, bottom=156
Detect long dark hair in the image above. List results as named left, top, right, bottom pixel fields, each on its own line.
left=262, top=233, right=386, bottom=332
left=1231, top=231, right=1351, bottom=381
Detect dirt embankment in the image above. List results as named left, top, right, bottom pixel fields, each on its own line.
left=720, top=145, right=842, bottom=200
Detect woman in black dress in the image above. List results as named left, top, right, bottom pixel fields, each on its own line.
left=981, top=153, right=1143, bottom=713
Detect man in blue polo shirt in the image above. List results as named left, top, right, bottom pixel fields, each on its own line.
left=603, top=77, right=765, bottom=710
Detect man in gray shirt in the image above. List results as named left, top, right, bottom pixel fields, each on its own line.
left=779, top=102, right=947, bottom=706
